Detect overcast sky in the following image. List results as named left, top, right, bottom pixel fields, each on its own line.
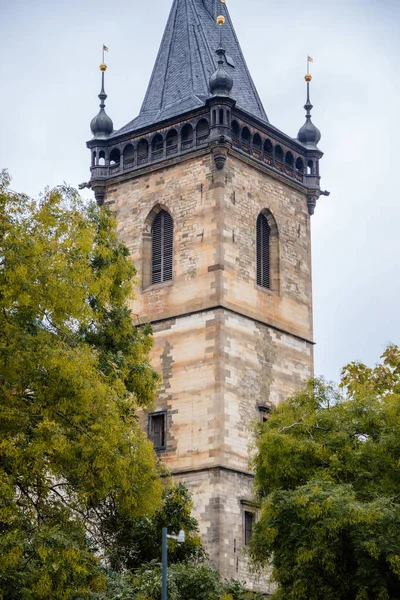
left=1, top=0, right=399, bottom=383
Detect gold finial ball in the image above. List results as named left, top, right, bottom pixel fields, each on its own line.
left=100, top=63, right=107, bottom=72
left=305, top=73, right=312, bottom=82
left=220, top=0, right=226, bottom=3
left=216, top=15, right=225, bottom=25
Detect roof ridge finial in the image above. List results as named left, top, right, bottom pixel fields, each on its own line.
left=297, top=56, right=321, bottom=147
left=209, top=9, right=233, bottom=97
left=90, top=45, right=114, bottom=139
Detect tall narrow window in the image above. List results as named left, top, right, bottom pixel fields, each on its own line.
left=152, top=210, right=173, bottom=284
left=148, top=412, right=166, bottom=450
left=257, top=213, right=271, bottom=289
left=244, top=511, right=255, bottom=546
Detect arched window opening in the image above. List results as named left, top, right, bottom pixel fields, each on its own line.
left=137, top=139, right=149, bottom=164
left=295, top=157, right=304, bottom=172
left=232, top=120, right=240, bottom=145
left=212, top=110, right=217, bottom=126
left=109, top=148, right=120, bottom=165
left=181, top=124, right=194, bottom=150
left=152, top=210, right=173, bottom=285
left=98, top=150, right=105, bottom=166
left=264, top=139, right=273, bottom=155
left=307, top=160, right=314, bottom=175
left=253, top=134, right=262, bottom=150
left=242, top=127, right=251, bottom=152
left=257, top=213, right=271, bottom=289
left=219, top=109, right=224, bottom=125
left=275, top=145, right=283, bottom=170
left=196, top=119, right=209, bottom=145
left=92, top=151, right=96, bottom=167
left=166, top=129, right=178, bottom=155
left=152, top=134, right=164, bottom=159
left=123, top=144, right=135, bottom=165
left=285, top=151, right=294, bottom=166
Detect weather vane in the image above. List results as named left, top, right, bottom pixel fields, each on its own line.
left=102, top=44, right=109, bottom=65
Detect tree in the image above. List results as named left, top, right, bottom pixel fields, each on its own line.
left=95, top=483, right=264, bottom=600
left=0, top=171, right=163, bottom=599
left=251, top=346, right=400, bottom=600
left=104, top=482, right=206, bottom=572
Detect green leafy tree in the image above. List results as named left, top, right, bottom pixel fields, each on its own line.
left=0, top=171, right=163, bottom=599
left=104, top=482, right=206, bottom=572
left=95, top=484, right=264, bottom=600
left=251, top=346, right=400, bottom=600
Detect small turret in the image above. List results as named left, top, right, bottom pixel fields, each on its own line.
left=297, top=74, right=321, bottom=147
left=90, top=63, right=113, bottom=139
left=209, top=15, right=233, bottom=97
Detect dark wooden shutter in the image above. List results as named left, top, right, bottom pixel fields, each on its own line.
left=152, top=210, right=173, bottom=284
left=257, top=213, right=270, bottom=289
left=149, top=413, right=166, bottom=449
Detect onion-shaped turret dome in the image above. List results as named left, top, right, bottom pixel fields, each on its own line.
left=90, top=64, right=113, bottom=139
left=209, top=47, right=233, bottom=97
left=297, top=74, right=321, bottom=147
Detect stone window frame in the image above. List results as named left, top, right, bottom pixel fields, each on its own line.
left=255, top=208, right=280, bottom=295
left=241, top=500, right=259, bottom=548
left=148, top=410, right=167, bottom=451
left=142, top=204, right=174, bottom=292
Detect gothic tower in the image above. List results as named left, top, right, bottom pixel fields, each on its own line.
left=87, top=0, right=326, bottom=592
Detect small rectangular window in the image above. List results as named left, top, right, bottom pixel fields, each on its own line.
left=259, top=405, right=271, bottom=423
left=244, top=511, right=255, bottom=546
left=148, top=412, right=166, bottom=450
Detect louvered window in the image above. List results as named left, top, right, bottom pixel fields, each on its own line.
left=152, top=210, right=173, bottom=285
left=257, top=213, right=271, bottom=289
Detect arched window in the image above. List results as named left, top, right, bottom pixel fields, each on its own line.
left=232, top=120, right=240, bottom=139
left=109, top=148, right=120, bottom=165
left=181, top=124, right=194, bottom=149
left=295, top=157, right=304, bottom=172
left=256, top=210, right=279, bottom=293
left=264, top=139, right=273, bottom=155
left=98, top=150, right=105, bottom=166
left=196, top=119, right=209, bottom=142
left=275, top=146, right=283, bottom=162
left=123, top=143, right=135, bottom=165
left=166, top=129, right=178, bottom=155
left=253, top=133, right=262, bottom=151
left=152, top=210, right=173, bottom=285
left=137, top=139, right=149, bottom=163
left=257, top=213, right=271, bottom=289
left=285, top=151, right=294, bottom=167
left=92, top=151, right=96, bottom=166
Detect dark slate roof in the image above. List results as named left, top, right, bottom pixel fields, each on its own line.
left=111, top=0, right=268, bottom=137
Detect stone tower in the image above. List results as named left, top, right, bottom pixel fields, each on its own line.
left=87, top=0, right=326, bottom=592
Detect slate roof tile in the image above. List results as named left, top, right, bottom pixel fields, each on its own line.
left=111, top=0, right=267, bottom=138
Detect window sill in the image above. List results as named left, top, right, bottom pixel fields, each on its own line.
left=142, top=279, right=174, bottom=294
left=255, top=283, right=279, bottom=297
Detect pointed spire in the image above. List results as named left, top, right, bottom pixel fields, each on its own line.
left=297, top=74, right=321, bottom=147
left=113, top=0, right=267, bottom=136
left=209, top=13, right=233, bottom=97
left=90, top=63, right=114, bottom=139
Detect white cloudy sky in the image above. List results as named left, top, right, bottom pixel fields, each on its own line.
left=1, top=0, right=399, bottom=383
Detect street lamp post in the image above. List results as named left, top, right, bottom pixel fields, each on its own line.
left=161, top=528, right=185, bottom=600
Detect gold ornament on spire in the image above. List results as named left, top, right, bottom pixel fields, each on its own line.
left=305, top=73, right=312, bottom=82
left=100, top=63, right=107, bottom=72
left=216, top=15, right=225, bottom=25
